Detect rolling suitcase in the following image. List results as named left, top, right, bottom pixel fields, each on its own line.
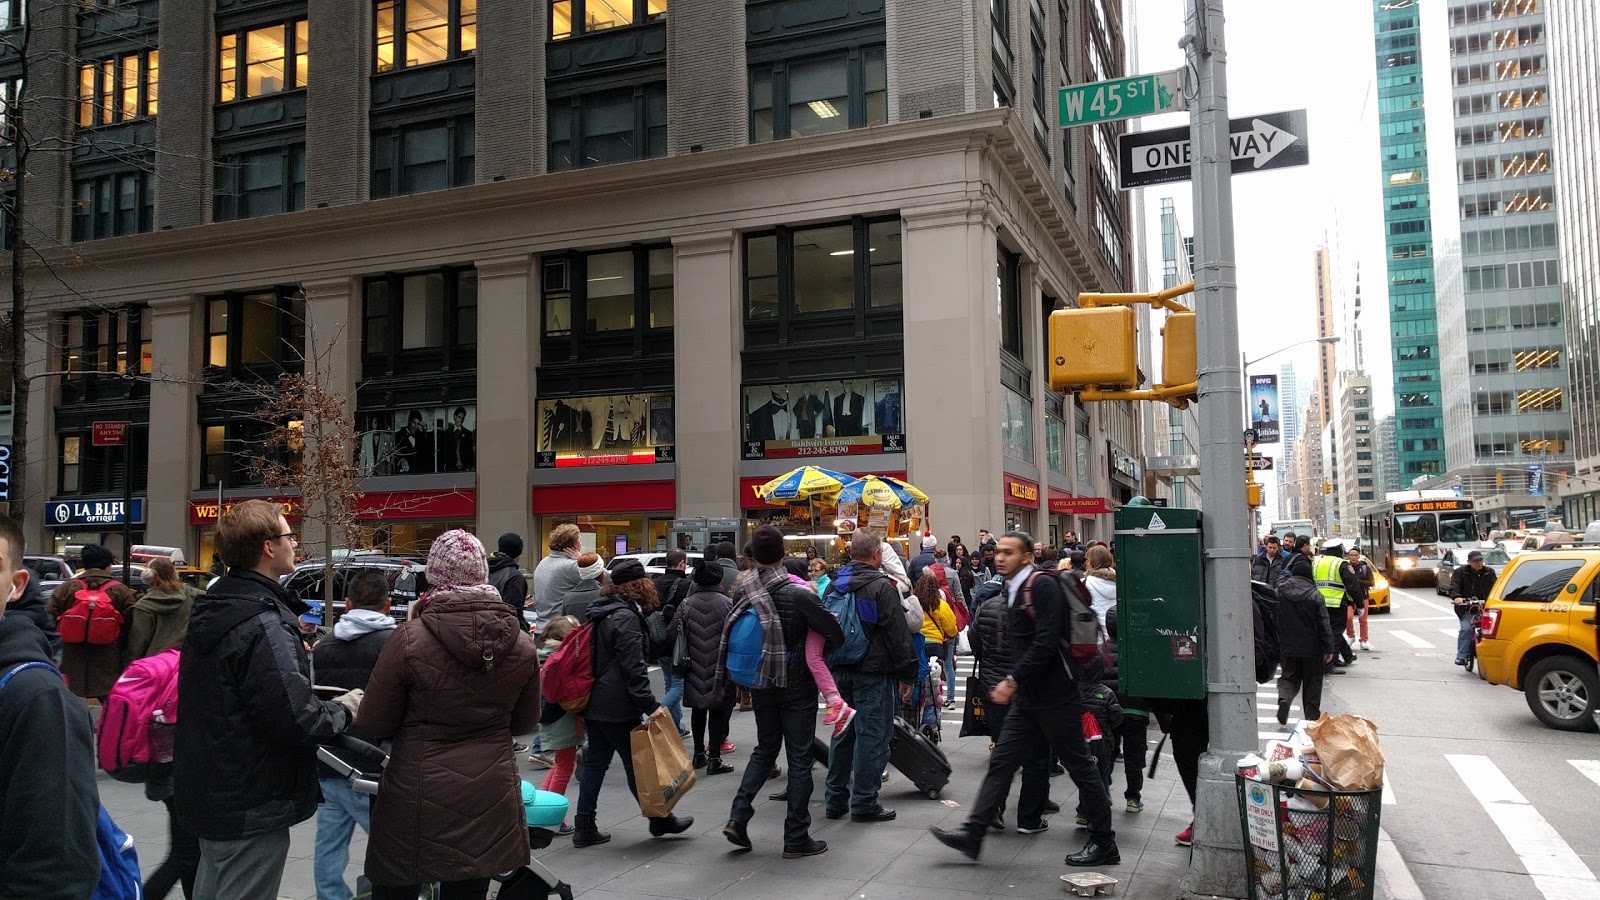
left=890, top=716, right=952, bottom=799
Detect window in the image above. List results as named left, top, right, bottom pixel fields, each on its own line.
left=362, top=267, right=478, bottom=374
left=550, top=0, right=665, bottom=40
left=741, top=216, right=901, bottom=332
left=72, top=170, right=153, bottom=241
left=0, top=0, right=20, bottom=31
left=0, top=76, right=21, bottom=144
left=77, top=50, right=158, bottom=127
left=1075, top=407, right=1091, bottom=485
left=1498, top=559, right=1581, bottom=603
left=1047, top=413, right=1067, bottom=476
left=1002, top=386, right=1033, bottom=463
left=59, top=427, right=147, bottom=496
left=548, top=83, right=666, bottom=172
left=214, top=145, right=306, bottom=221
left=57, top=306, right=151, bottom=377
left=219, top=21, right=308, bottom=102
left=750, top=47, right=886, bottom=143
left=540, top=245, right=673, bottom=361
left=371, top=115, right=475, bottom=197
left=998, top=246, right=1022, bottom=359
left=203, top=289, right=307, bottom=373
left=376, top=0, right=477, bottom=72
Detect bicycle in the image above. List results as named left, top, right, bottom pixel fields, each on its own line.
left=1462, top=597, right=1486, bottom=673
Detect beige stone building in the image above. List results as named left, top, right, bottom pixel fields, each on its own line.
left=5, top=0, right=1140, bottom=563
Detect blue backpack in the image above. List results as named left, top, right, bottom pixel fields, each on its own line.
left=725, top=607, right=765, bottom=688
left=0, top=662, right=142, bottom=900
left=821, top=589, right=869, bottom=666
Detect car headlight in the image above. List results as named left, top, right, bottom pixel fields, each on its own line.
left=1397, top=558, right=1415, bottom=569
left=1374, top=577, right=1388, bottom=590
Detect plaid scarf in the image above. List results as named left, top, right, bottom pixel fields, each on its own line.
left=722, top=565, right=791, bottom=689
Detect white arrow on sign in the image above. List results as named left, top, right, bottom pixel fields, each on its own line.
left=1128, top=118, right=1302, bottom=175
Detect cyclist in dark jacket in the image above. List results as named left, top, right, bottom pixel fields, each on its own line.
left=1448, top=550, right=1498, bottom=666
left=173, top=500, right=357, bottom=900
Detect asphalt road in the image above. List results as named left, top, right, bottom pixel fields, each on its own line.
left=1329, top=582, right=1600, bottom=900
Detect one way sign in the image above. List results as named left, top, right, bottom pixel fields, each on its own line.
left=1117, top=109, right=1310, bottom=190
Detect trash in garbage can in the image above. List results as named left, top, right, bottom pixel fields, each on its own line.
left=1237, top=774, right=1381, bottom=900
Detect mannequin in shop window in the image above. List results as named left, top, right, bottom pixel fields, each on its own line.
left=747, top=390, right=794, bottom=442
left=831, top=382, right=866, bottom=437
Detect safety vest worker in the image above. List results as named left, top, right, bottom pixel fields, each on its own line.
left=1313, top=554, right=1347, bottom=609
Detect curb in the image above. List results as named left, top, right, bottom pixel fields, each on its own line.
left=1375, top=827, right=1427, bottom=900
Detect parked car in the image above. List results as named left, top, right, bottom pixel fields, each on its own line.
left=1475, top=548, right=1599, bottom=732
left=22, top=555, right=72, bottom=596
left=1435, top=546, right=1512, bottom=595
left=606, top=551, right=704, bottom=577
left=281, top=556, right=425, bottom=621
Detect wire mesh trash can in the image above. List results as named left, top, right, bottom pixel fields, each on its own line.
left=1236, top=774, right=1382, bottom=900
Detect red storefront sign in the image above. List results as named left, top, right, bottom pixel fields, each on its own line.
left=532, top=481, right=676, bottom=515
left=738, top=470, right=908, bottom=507
left=356, top=490, right=476, bottom=521
left=1003, top=475, right=1040, bottom=509
left=188, top=498, right=302, bottom=525
left=1049, top=496, right=1113, bottom=515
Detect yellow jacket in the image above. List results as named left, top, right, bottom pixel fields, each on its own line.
left=920, top=596, right=959, bottom=644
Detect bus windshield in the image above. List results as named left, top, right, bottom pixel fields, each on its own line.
left=1394, top=513, right=1437, bottom=544
left=1438, top=513, right=1477, bottom=544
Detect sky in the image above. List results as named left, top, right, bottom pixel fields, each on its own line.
left=1129, top=0, right=1403, bottom=516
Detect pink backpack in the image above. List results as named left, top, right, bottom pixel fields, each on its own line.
left=97, top=648, right=180, bottom=782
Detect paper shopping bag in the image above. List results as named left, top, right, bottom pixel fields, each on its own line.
left=630, top=717, right=697, bottom=818
left=1303, top=713, right=1385, bottom=790
left=958, top=676, right=989, bottom=737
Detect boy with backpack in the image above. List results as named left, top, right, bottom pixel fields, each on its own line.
left=47, top=543, right=138, bottom=701
left=0, top=515, right=108, bottom=898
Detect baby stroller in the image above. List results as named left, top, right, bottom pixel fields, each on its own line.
left=318, top=735, right=574, bottom=900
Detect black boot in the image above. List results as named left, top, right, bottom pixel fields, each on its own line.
left=929, top=824, right=983, bottom=860
left=692, top=751, right=708, bottom=769
left=572, top=814, right=610, bottom=848
left=706, top=754, right=735, bottom=776
left=649, top=814, right=695, bottom=837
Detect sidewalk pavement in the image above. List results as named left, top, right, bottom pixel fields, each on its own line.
left=104, top=676, right=1197, bottom=899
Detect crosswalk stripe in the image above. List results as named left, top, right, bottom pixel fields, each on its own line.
left=1382, top=778, right=1396, bottom=806
left=1569, top=760, right=1600, bottom=790
left=1259, top=732, right=1290, bottom=741
left=1437, top=628, right=1459, bottom=639
left=1389, top=630, right=1436, bottom=649
left=1446, top=754, right=1600, bottom=899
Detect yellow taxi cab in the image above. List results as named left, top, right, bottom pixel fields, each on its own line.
left=1363, top=555, right=1391, bottom=614
left=1475, top=547, right=1600, bottom=732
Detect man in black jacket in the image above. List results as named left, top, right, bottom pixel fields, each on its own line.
left=969, top=574, right=1057, bottom=831
left=175, top=500, right=359, bottom=900
left=823, top=530, right=920, bottom=823
left=0, top=515, right=100, bottom=898
left=931, top=532, right=1119, bottom=868
left=1274, top=570, right=1336, bottom=724
left=1449, top=549, right=1498, bottom=666
left=487, top=532, right=529, bottom=615
left=724, top=526, right=844, bottom=858
left=1251, top=535, right=1286, bottom=586
left=309, top=571, right=395, bottom=900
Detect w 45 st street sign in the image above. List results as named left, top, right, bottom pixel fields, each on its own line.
left=1059, top=70, right=1186, bottom=127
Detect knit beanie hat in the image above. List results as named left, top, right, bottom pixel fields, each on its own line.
left=693, top=559, right=724, bottom=586
left=426, top=529, right=489, bottom=591
left=80, top=543, right=114, bottom=571
left=921, top=534, right=938, bottom=550
left=497, top=532, right=525, bottom=559
left=750, top=525, right=786, bottom=565
left=610, top=558, right=648, bottom=586
left=576, top=552, right=604, bottom=581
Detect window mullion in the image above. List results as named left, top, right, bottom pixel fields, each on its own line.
left=573, top=253, right=588, bottom=358
left=449, top=0, right=460, bottom=58
left=854, top=218, right=868, bottom=335
left=574, top=0, right=585, bottom=38
left=633, top=246, right=647, bottom=357
left=777, top=227, right=793, bottom=345
left=848, top=49, right=863, bottom=130
left=775, top=62, right=788, bottom=140
left=396, top=0, right=407, bottom=68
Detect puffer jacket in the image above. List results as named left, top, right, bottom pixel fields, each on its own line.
left=1084, top=571, right=1117, bottom=631
left=126, top=584, right=203, bottom=660
left=173, top=570, right=350, bottom=841
left=558, top=580, right=601, bottom=621
left=674, top=587, right=734, bottom=709
left=582, top=593, right=657, bottom=723
left=47, top=570, right=138, bottom=698
left=734, top=567, right=844, bottom=711
left=1275, top=575, right=1336, bottom=658
left=919, top=597, right=959, bottom=645
left=830, top=562, right=919, bottom=682
left=969, top=581, right=1012, bottom=695
left=357, top=589, right=541, bottom=886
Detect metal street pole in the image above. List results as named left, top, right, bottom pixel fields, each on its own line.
left=1185, top=0, right=1253, bottom=895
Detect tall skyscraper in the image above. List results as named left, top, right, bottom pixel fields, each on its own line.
left=1373, top=0, right=1447, bottom=482
left=1279, top=363, right=1301, bottom=517
left=1548, top=0, right=1600, bottom=527
left=1157, top=198, right=1202, bottom=507
left=1374, top=415, right=1401, bottom=496
left=1315, top=246, right=1341, bottom=525
left=1438, top=0, right=1571, bottom=521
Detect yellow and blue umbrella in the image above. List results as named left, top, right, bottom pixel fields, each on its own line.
left=754, top=466, right=858, bottom=505
left=835, top=475, right=906, bottom=509
left=877, top=475, right=929, bottom=504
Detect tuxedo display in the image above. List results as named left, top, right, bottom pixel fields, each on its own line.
left=832, top=387, right=866, bottom=437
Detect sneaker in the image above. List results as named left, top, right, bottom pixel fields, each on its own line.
left=1041, top=799, right=1061, bottom=814
left=1126, top=798, right=1144, bottom=813
left=1176, top=823, right=1194, bottom=846
left=1016, top=820, right=1050, bottom=834
left=720, top=740, right=736, bottom=753
left=511, top=740, right=530, bottom=753
left=526, top=752, right=555, bottom=768
left=1454, top=658, right=1467, bottom=666
left=1360, top=640, right=1372, bottom=651
left=556, top=821, right=574, bottom=836
left=1051, top=762, right=1067, bottom=777
left=1074, top=816, right=1088, bottom=828
left=824, top=701, right=856, bottom=738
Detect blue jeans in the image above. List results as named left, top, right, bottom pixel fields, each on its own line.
left=1457, top=610, right=1474, bottom=661
left=314, top=778, right=370, bottom=900
left=658, top=657, right=685, bottom=732
left=825, top=671, right=897, bottom=815
left=944, top=641, right=957, bottom=703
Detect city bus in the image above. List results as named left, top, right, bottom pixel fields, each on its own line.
left=1359, top=493, right=1480, bottom=585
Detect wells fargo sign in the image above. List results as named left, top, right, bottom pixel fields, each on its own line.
left=187, top=499, right=300, bottom=525
left=1005, top=476, right=1040, bottom=508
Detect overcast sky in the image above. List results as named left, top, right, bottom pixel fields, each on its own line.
left=1130, top=1, right=1407, bottom=515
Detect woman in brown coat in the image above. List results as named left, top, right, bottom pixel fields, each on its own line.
left=356, top=530, right=542, bottom=900
left=46, top=543, right=139, bottom=700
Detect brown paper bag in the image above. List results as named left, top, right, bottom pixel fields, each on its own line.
left=630, top=717, right=697, bottom=817
left=1304, top=713, right=1386, bottom=790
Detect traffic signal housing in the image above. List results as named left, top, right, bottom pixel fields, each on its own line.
left=1048, top=306, right=1138, bottom=391
left=1160, top=310, right=1197, bottom=388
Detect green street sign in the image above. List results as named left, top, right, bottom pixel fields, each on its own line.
left=1059, top=70, right=1186, bottom=127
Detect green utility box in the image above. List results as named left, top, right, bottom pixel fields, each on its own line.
left=1116, top=505, right=1206, bottom=699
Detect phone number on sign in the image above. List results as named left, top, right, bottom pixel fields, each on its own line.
left=796, top=445, right=851, bottom=456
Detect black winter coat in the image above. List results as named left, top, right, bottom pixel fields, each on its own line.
left=487, top=553, right=528, bottom=614
left=583, top=593, right=656, bottom=723
left=1008, top=567, right=1080, bottom=710
left=310, top=624, right=393, bottom=779
left=673, top=587, right=733, bottom=709
left=1251, top=550, right=1286, bottom=586
left=7, top=580, right=60, bottom=663
left=173, top=570, right=351, bottom=841
left=735, top=569, right=844, bottom=711
left=0, top=615, right=100, bottom=899
left=649, top=571, right=690, bottom=659
left=559, top=581, right=601, bottom=621
left=1448, top=564, right=1499, bottom=618
left=830, top=562, right=919, bottom=682
left=969, top=581, right=1012, bottom=694
left=1275, top=575, right=1336, bottom=658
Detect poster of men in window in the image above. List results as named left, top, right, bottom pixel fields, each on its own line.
left=535, top=392, right=675, bottom=468
left=358, top=405, right=477, bottom=475
left=1249, top=374, right=1280, bottom=444
left=741, top=377, right=906, bottom=460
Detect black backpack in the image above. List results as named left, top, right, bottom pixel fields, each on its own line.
left=1250, top=579, right=1280, bottom=684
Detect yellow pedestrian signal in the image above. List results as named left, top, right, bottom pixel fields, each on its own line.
left=1247, top=482, right=1263, bottom=508
left=1496, top=471, right=1504, bottom=488
left=1160, top=311, right=1197, bottom=388
left=1323, top=481, right=1332, bottom=495
left=1048, top=306, right=1138, bottom=391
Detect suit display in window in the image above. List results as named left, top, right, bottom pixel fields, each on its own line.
left=792, top=392, right=830, bottom=439
left=831, top=383, right=866, bottom=437
left=873, top=382, right=902, bottom=435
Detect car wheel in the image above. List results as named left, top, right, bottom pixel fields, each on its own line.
left=1523, top=656, right=1600, bottom=732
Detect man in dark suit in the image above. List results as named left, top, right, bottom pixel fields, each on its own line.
left=832, top=383, right=866, bottom=436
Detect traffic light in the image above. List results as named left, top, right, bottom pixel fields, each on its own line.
left=1496, top=471, right=1505, bottom=488
left=1160, top=310, right=1197, bottom=388
left=1247, top=482, right=1263, bottom=508
left=1323, top=481, right=1332, bottom=495
left=1048, top=305, right=1138, bottom=391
